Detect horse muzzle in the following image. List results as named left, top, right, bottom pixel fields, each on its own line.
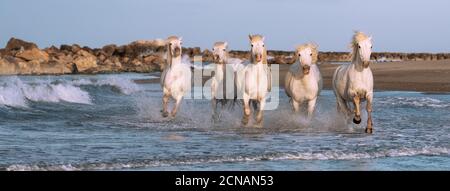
left=172, top=47, right=181, bottom=57
left=254, top=54, right=262, bottom=62
left=213, top=55, right=222, bottom=63
left=302, top=66, right=310, bottom=75
left=363, top=61, right=371, bottom=68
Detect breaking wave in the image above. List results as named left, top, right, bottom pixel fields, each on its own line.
left=0, top=76, right=140, bottom=107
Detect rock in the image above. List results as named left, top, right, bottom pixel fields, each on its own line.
left=60, top=44, right=81, bottom=53
left=43, top=46, right=60, bottom=55
left=5, top=38, right=38, bottom=51
left=202, top=49, right=214, bottom=62
left=130, top=59, right=142, bottom=66
left=60, top=44, right=72, bottom=52
left=73, top=50, right=97, bottom=72
left=0, top=58, right=17, bottom=75
left=102, top=44, right=117, bottom=57
left=124, top=40, right=165, bottom=58
left=71, top=44, right=82, bottom=53
left=97, top=54, right=106, bottom=62
left=38, top=61, right=71, bottom=74
left=15, top=48, right=49, bottom=62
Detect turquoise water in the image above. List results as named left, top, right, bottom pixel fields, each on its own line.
left=0, top=73, right=448, bottom=170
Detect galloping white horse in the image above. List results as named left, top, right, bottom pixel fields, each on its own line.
left=236, top=34, right=272, bottom=127
left=160, top=36, right=192, bottom=118
left=285, top=43, right=322, bottom=120
left=210, top=41, right=230, bottom=120
left=332, top=31, right=374, bottom=133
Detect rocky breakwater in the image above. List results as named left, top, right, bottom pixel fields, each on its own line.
left=0, top=38, right=201, bottom=75
left=1, top=37, right=449, bottom=75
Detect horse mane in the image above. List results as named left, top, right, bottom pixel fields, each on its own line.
left=165, top=42, right=173, bottom=69
left=295, top=43, right=319, bottom=64
left=350, top=31, right=370, bottom=62
left=165, top=35, right=182, bottom=69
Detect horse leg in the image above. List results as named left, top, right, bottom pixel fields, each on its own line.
left=352, top=96, right=361, bottom=124
left=242, top=95, right=251, bottom=126
left=365, top=94, right=374, bottom=134
left=306, top=98, right=317, bottom=121
left=336, top=96, right=351, bottom=118
left=211, top=98, right=218, bottom=122
left=255, top=99, right=265, bottom=127
left=171, top=95, right=183, bottom=117
left=292, top=100, right=300, bottom=113
left=162, top=92, right=170, bottom=118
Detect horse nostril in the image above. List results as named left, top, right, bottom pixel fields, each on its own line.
left=302, top=66, right=310, bottom=74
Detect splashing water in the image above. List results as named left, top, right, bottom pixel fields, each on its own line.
left=0, top=73, right=449, bottom=171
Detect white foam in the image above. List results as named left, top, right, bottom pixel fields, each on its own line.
left=71, top=76, right=140, bottom=95
left=378, top=97, right=450, bottom=108
left=0, top=77, right=92, bottom=107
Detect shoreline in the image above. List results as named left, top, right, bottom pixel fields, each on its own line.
left=132, top=59, right=450, bottom=93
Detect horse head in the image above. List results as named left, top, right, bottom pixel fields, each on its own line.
left=166, top=36, right=182, bottom=58
left=295, top=43, right=318, bottom=75
left=248, top=34, right=266, bottom=64
left=212, top=42, right=228, bottom=64
left=352, top=31, right=373, bottom=68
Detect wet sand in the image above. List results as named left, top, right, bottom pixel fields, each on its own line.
left=135, top=60, right=450, bottom=93
left=314, top=60, right=450, bottom=93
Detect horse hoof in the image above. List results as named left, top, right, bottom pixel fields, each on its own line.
left=353, top=118, right=361, bottom=124
left=162, top=112, right=169, bottom=118
left=365, top=128, right=373, bottom=134
left=241, top=119, right=249, bottom=126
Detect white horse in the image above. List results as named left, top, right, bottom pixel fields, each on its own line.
left=160, top=36, right=192, bottom=118
left=236, top=34, right=272, bottom=127
left=332, top=31, right=374, bottom=133
left=210, top=41, right=232, bottom=121
left=285, top=43, right=322, bottom=120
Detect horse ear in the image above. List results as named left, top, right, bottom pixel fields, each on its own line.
left=224, top=42, right=228, bottom=48
left=262, top=36, right=265, bottom=42
left=179, top=37, right=183, bottom=42
left=368, top=36, right=372, bottom=41
left=248, top=34, right=253, bottom=41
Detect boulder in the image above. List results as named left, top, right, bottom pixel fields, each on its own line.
left=60, top=44, right=81, bottom=53
left=102, top=44, right=117, bottom=57
left=0, top=58, right=17, bottom=75
left=15, top=48, right=49, bottom=62
left=5, top=38, right=38, bottom=51
left=73, top=50, right=97, bottom=72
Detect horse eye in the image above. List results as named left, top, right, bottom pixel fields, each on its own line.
left=358, top=45, right=361, bottom=49
left=170, top=43, right=172, bottom=46
left=223, top=49, right=226, bottom=51
left=262, top=44, right=265, bottom=47
left=371, top=46, right=373, bottom=49
left=251, top=44, right=254, bottom=47
left=298, top=54, right=301, bottom=57
left=310, top=53, right=313, bottom=56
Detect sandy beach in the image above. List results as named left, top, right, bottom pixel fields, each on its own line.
left=313, top=60, right=450, bottom=93
left=136, top=60, right=450, bottom=93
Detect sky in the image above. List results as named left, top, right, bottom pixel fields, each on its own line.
left=1, top=0, right=450, bottom=52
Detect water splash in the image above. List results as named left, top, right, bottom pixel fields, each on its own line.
left=0, top=77, right=91, bottom=107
